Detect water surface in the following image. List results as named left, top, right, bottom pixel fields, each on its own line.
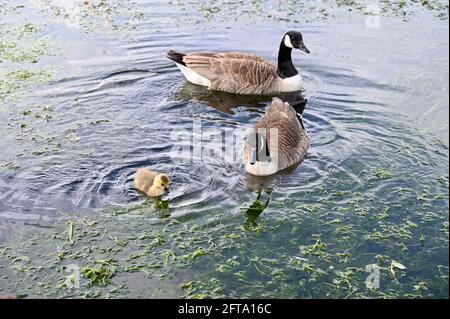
left=0, top=0, right=448, bottom=298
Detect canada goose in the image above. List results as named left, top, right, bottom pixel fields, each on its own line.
left=134, top=168, right=169, bottom=197
left=167, top=31, right=310, bottom=96
left=243, top=97, right=309, bottom=176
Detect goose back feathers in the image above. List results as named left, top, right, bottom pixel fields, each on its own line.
left=243, top=98, right=309, bottom=176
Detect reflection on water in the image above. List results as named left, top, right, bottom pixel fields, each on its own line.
left=244, top=164, right=301, bottom=191
left=176, top=82, right=308, bottom=116
left=134, top=190, right=170, bottom=213
left=176, top=83, right=269, bottom=115
left=243, top=189, right=272, bottom=230
left=154, top=198, right=170, bottom=219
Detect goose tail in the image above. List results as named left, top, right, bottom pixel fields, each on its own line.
left=267, top=97, right=290, bottom=113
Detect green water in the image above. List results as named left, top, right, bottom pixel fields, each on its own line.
left=0, top=0, right=448, bottom=298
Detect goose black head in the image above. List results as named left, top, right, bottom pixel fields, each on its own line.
left=284, top=31, right=310, bottom=54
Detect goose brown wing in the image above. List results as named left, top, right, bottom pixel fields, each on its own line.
left=254, top=99, right=304, bottom=151
left=182, top=53, right=278, bottom=95
left=187, top=52, right=272, bottom=65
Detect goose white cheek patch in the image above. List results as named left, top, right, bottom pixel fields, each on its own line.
left=284, top=35, right=294, bottom=49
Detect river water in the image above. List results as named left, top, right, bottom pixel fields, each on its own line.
left=0, top=0, right=448, bottom=298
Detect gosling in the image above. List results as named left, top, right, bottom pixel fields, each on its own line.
left=134, top=168, right=169, bottom=197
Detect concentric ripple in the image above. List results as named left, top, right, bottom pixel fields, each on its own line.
left=0, top=4, right=448, bottom=245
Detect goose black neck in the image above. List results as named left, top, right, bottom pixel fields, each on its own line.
left=277, top=42, right=298, bottom=79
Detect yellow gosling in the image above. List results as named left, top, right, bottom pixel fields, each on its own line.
left=134, top=168, right=169, bottom=197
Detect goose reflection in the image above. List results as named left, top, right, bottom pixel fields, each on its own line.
left=175, top=81, right=308, bottom=115
left=176, top=82, right=267, bottom=114
left=243, top=189, right=272, bottom=230
left=134, top=195, right=171, bottom=218
left=243, top=163, right=300, bottom=191
left=154, top=197, right=170, bottom=218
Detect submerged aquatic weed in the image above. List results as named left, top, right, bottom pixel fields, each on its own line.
left=162, top=250, right=175, bottom=266
left=413, top=281, right=428, bottom=292
left=0, top=12, right=53, bottom=102
left=363, top=221, right=416, bottom=243
left=216, top=258, right=239, bottom=273
left=335, top=225, right=354, bottom=236
left=81, top=265, right=114, bottom=286
left=154, top=199, right=169, bottom=210
left=31, top=0, right=146, bottom=37
left=370, top=168, right=393, bottom=180
left=0, top=188, right=447, bottom=298
left=377, top=208, right=389, bottom=221
left=336, top=252, right=351, bottom=263
left=0, top=28, right=50, bottom=64
left=184, top=248, right=208, bottom=261
left=0, top=79, right=20, bottom=98
left=242, top=190, right=271, bottom=231
left=0, top=69, right=51, bottom=101
left=8, top=70, right=37, bottom=81
left=171, top=0, right=449, bottom=26
left=108, top=236, right=127, bottom=247
left=288, top=256, right=316, bottom=273
left=299, top=238, right=329, bottom=259
left=332, top=267, right=360, bottom=290
left=181, top=278, right=223, bottom=299
left=67, top=222, right=74, bottom=245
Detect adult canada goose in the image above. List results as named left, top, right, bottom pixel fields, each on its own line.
left=134, top=168, right=169, bottom=197
left=243, top=98, right=309, bottom=176
left=167, top=31, right=310, bottom=95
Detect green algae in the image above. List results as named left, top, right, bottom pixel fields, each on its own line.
left=168, top=0, right=449, bottom=29
left=370, top=168, right=393, bottom=180
left=1, top=168, right=447, bottom=298
left=32, top=0, right=146, bottom=38
left=243, top=190, right=271, bottom=231
left=81, top=263, right=116, bottom=286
